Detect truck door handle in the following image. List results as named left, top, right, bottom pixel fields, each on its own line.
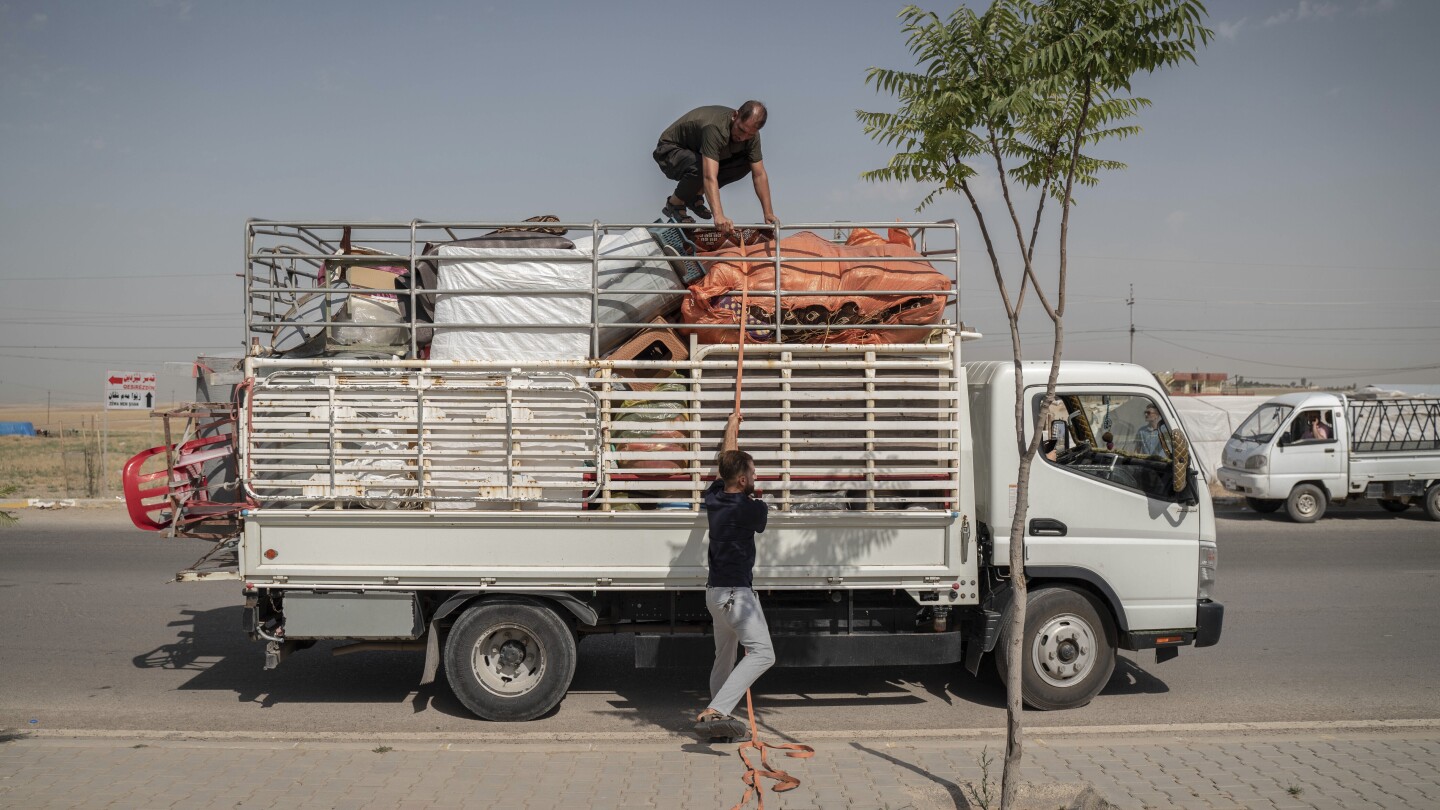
left=1028, top=518, right=1068, bottom=537
left=1324, top=448, right=1335, bottom=453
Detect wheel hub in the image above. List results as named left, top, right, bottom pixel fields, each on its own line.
left=1032, top=612, right=1097, bottom=688
left=497, top=639, right=527, bottom=669
left=472, top=623, right=547, bottom=697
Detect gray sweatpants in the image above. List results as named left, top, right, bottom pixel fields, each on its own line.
left=705, top=586, right=776, bottom=717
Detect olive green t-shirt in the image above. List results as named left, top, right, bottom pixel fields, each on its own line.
left=658, top=105, right=763, bottom=164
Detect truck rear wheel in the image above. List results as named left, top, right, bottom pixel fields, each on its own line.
left=1286, top=484, right=1327, bottom=523
left=1245, top=497, right=1282, bottom=514
left=444, top=599, right=577, bottom=722
left=996, top=587, right=1115, bottom=711
left=1425, top=483, right=1440, bottom=522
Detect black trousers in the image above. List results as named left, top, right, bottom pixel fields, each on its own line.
left=653, top=142, right=752, bottom=204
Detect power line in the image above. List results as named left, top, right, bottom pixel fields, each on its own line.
left=961, top=248, right=1436, bottom=273
left=0, top=317, right=234, bottom=325
left=1139, top=325, right=1440, bottom=333
left=4, top=273, right=235, bottom=281
left=1139, top=332, right=1440, bottom=374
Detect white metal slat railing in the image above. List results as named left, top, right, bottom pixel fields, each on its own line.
left=240, top=343, right=961, bottom=512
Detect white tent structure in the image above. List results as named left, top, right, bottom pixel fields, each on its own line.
left=1170, top=396, right=1270, bottom=480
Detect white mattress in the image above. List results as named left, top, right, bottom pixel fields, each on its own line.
left=430, top=227, right=669, bottom=363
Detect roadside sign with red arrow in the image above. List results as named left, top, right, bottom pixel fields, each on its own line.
left=105, top=370, right=157, bottom=410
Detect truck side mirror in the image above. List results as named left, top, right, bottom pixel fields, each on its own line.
left=1051, top=420, right=1069, bottom=448
left=1170, top=429, right=1191, bottom=495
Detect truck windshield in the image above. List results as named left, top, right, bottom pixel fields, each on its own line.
left=1233, top=404, right=1293, bottom=444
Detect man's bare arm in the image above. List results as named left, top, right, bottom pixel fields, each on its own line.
left=722, top=412, right=741, bottom=453
left=751, top=161, right=777, bottom=226
left=702, top=156, right=731, bottom=233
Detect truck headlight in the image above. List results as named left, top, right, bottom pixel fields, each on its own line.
left=1198, top=545, right=1217, bottom=601
left=1245, top=455, right=1267, bottom=470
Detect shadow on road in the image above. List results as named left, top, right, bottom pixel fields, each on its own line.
left=1106, top=658, right=1170, bottom=696
left=130, top=606, right=470, bottom=717
left=1219, top=504, right=1434, bottom=523
left=128, top=607, right=1171, bottom=730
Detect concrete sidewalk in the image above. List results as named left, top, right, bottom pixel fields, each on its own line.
left=3, top=722, right=1437, bottom=809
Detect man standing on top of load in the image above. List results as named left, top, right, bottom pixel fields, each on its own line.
left=654, top=101, right=778, bottom=234
left=694, top=412, right=774, bottom=740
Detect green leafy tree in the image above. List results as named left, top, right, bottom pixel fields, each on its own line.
left=860, top=2, right=1209, bottom=806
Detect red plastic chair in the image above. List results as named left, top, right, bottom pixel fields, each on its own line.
left=122, top=435, right=233, bottom=532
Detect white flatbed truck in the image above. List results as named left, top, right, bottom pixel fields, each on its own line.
left=125, top=219, right=1223, bottom=720
left=1218, top=392, right=1440, bottom=522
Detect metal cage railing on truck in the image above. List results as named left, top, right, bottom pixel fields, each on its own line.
left=233, top=219, right=973, bottom=515
left=1347, top=398, right=1440, bottom=453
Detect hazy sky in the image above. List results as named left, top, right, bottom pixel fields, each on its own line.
left=2, top=0, right=1437, bottom=407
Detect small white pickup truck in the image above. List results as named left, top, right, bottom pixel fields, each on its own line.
left=1218, top=392, right=1440, bottom=522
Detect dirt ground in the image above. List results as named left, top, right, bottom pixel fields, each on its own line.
left=0, top=405, right=175, bottom=499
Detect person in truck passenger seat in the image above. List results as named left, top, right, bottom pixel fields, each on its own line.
left=1135, top=405, right=1170, bottom=457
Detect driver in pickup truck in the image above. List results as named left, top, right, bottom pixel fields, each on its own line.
left=694, top=412, right=774, bottom=741
left=1301, top=411, right=1331, bottom=440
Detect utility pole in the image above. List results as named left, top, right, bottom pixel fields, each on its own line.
left=1127, top=284, right=1135, bottom=364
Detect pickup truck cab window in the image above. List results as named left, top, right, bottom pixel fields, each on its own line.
left=1035, top=392, right=1181, bottom=501
left=1232, top=403, right=1292, bottom=445
left=1280, top=409, right=1335, bottom=446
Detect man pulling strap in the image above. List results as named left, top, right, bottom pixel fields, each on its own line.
left=653, top=101, right=779, bottom=234
left=694, top=412, right=775, bottom=741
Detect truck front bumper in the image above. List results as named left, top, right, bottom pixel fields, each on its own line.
left=1121, top=599, right=1224, bottom=651
left=1196, top=599, right=1224, bottom=647
left=1217, top=467, right=1266, bottom=497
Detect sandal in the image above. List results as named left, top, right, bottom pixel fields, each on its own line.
left=662, top=199, right=694, bottom=224
left=694, top=711, right=749, bottom=740
left=688, top=198, right=713, bottom=220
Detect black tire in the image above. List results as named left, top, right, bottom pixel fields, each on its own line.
left=1425, top=483, right=1440, bottom=522
left=444, top=599, right=577, bottom=722
left=995, top=587, right=1115, bottom=711
left=1286, top=483, right=1327, bottom=523
left=1379, top=499, right=1410, bottom=514
left=1245, top=497, right=1283, bottom=514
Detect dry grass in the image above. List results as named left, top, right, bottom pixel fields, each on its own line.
left=0, top=405, right=178, bottom=499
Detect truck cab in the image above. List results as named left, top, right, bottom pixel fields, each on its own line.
left=964, top=361, right=1222, bottom=708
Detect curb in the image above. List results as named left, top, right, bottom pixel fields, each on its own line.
left=9, top=718, right=1440, bottom=748
left=0, top=499, right=122, bottom=509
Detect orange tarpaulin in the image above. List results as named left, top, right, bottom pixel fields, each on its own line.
left=680, top=228, right=950, bottom=345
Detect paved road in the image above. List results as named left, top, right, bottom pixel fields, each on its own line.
left=2, top=504, right=1436, bottom=736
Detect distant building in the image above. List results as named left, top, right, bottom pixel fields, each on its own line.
left=1161, top=372, right=1228, bottom=396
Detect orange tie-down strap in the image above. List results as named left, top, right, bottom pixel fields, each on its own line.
left=729, top=690, right=815, bottom=809
left=728, top=229, right=814, bottom=809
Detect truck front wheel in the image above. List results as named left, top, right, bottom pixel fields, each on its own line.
left=1425, top=483, right=1440, bottom=522
left=996, top=587, right=1116, bottom=711
left=1286, top=484, right=1327, bottom=523
left=444, top=600, right=577, bottom=722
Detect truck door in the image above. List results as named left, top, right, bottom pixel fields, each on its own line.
left=1271, top=407, right=1347, bottom=499
left=1020, top=386, right=1201, bottom=633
